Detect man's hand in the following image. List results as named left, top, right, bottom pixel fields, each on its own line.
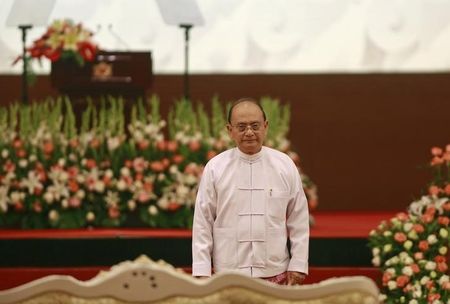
left=287, top=271, right=306, bottom=285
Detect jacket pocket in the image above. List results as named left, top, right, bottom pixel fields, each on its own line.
left=267, top=189, right=291, bottom=220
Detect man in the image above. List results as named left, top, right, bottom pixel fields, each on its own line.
left=192, top=98, right=309, bottom=285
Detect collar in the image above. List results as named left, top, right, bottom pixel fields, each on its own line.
left=236, top=147, right=263, bottom=163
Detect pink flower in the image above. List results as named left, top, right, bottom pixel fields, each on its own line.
left=68, top=197, right=81, bottom=208
left=172, top=154, right=184, bottom=164
left=132, top=157, right=147, bottom=173
left=430, top=156, right=444, bottom=166
left=438, top=216, right=449, bottom=226
left=150, top=161, right=164, bottom=172
left=427, top=293, right=440, bottom=303
left=394, top=232, right=407, bottom=243
left=413, top=224, right=425, bottom=233
left=418, top=240, right=429, bottom=252
left=137, top=192, right=151, bottom=203
left=382, top=272, right=392, bottom=286
left=437, top=262, right=448, bottom=272
left=428, top=185, right=441, bottom=196
left=414, top=252, right=424, bottom=260
left=188, top=140, right=201, bottom=152
left=396, top=275, right=409, bottom=288
left=32, top=201, right=42, bottom=213
left=396, top=212, right=409, bottom=221
left=431, top=147, right=443, bottom=156
left=108, top=207, right=120, bottom=219
left=166, top=141, right=178, bottom=152
left=411, top=264, right=420, bottom=273
left=444, top=184, right=450, bottom=195
left=167, top=201, right=181, bottom=212
left=207, top=150, right=217, bottom=160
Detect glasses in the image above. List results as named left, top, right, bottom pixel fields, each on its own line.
left=231, top=122, right=263, bottom=133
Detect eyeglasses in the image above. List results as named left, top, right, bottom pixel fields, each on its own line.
left=231, top=122, right=263, bottom=133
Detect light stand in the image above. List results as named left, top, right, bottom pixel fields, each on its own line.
left=180, top=24, right=192, bottom=101
left=19, top=24, right=32, bottom=104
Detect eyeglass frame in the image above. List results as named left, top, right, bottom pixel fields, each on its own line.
left=228, top=121, right=266, bottom=133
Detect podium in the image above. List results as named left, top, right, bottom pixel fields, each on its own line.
left=50, top=51, right=152, bottom=99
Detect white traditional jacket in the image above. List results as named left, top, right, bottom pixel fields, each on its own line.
left=192, top=146, right=309, bottom=278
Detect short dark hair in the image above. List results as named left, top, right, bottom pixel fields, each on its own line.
left=227, top=97, right=267, bottom=123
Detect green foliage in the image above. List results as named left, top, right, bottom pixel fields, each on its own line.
left=0, top=95, right=307, bottom=229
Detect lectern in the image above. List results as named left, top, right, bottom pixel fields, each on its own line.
left=50, top=51, right=152, bottom=100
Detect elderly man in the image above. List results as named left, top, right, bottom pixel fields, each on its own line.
left=192, top=98, right=309, bottom=285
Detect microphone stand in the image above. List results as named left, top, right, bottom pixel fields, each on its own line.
left=179, top=24, right=192, bottom=101
left=19, top=24, right=32, bottom=104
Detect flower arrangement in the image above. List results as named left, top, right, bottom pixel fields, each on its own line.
left=0, top=96, right=318, bottom=229
left=26, top=19, right=97, bottom=66
left=369, top=145, right=450, bottom=304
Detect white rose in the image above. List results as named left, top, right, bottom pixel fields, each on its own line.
left=372, top=256, right=380, bottom=267
left=117, top=180, right=127, bottom=191
left=76, top=190, right=85, bottom=199
left=402, top=266, right=413, bottom=276
left=157, top=198, right=169, bottom=210
left=1, top=149, right=9, bottom=158
left=60, top=172, right=69, bottom=182
left=28, top=154, right=37, bottom=162
left=439, top=228, right=448, bottom=238
left=403, top=222, right=413, bottom=232
left=120, top=167, right=130, bottom=177
left=407, top=230, right=418, bottom=240
left=169, top=165, right=178, bottom=174
left=18, top=159, right=28, bottom=168
left=425, top=261, right=436, bottom=271
left=43, top=192, right=54, bottom=204
left=148, top=205, right=158, bottom=215
left=372, top=247, right=380, bottom=256
left=58, top=158, right=66, bottom=167
left=48, top=210, right=59, bottom=221
left=383, top=231, right=393, bottom=237
left=386, top=268, right=396, bottom=275
left=61, top=199, right=69, bottom=209
left=94, top=181, right=105, bottom=193
left=429, top=271, right=437, bottom=279
left=128, top=200, right=136, bottom=211
left=10, top=191, right=22, bottom=203
left=158, top=173, right=165, bottom=181
left=439, top=246, right=448, bottom=255
left=76, top=175, right=85, bottom=184
left=409, top=300, right=418, bottom=304
left=104, top=169, right=114, bottom=179
left=427, top=234, right=438, bottom=244
left=420, top=276, right=430, bottom=285
left=404, top=240, right=413, bottom=250
left=383, top=244, right=392, bottom=253
left=86, top=212, right=95, bottom=222
left=387, top=280, right=397, bottom=290
left=439, top=275, right=449, bottom=284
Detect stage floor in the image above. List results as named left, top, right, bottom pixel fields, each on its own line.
left=0, top=211, right=397, bottom=290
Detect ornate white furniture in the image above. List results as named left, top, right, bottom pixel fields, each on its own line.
left=0, top=255, right=380, bottom=304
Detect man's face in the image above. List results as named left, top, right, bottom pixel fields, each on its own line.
left=227, top=102, right=268, bottom=155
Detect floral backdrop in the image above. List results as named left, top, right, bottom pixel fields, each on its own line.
left=369, top=145, right=450, bottom=303
left=0, top=96, right=318, bottom=229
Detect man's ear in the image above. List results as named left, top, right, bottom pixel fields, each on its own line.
left=226, top=124, right=232, bottom=132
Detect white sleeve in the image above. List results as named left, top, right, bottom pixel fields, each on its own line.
left=192, top=163, right=217, bottom=277
left=286, top=166, right=310, bottom=274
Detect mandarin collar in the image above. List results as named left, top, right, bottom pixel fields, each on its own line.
left=236, top=147, right=263, bottom=163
